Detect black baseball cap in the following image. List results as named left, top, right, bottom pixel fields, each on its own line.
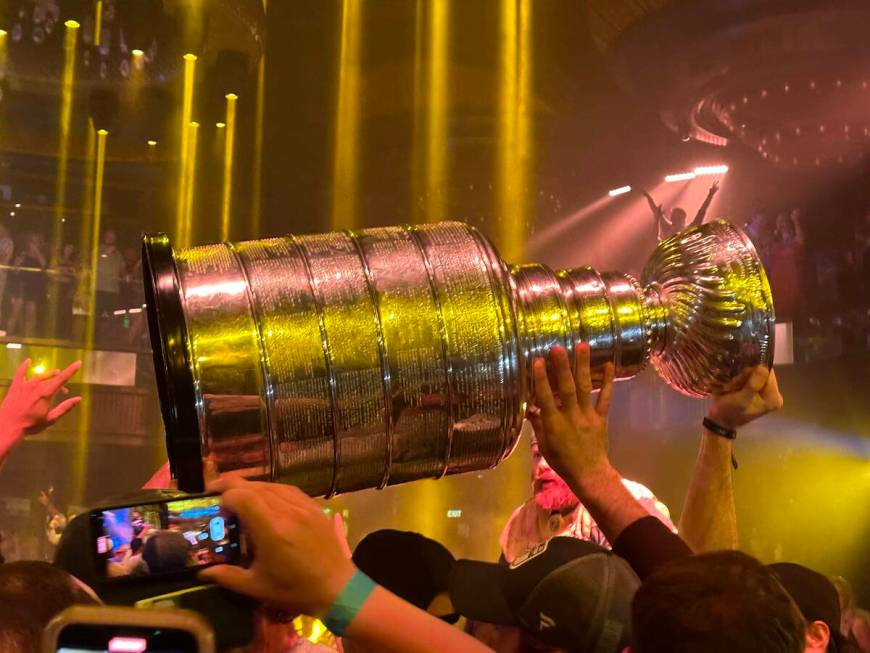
left=352, top=529, right=455, bottom=615
left=769, top=563, right=849, bottom=652
left=450, top=537, right=640, bottom=653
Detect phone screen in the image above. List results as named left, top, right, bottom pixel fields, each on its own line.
left=56, top=624, right=200, bottom=652
left=93, top=495, right=240, bottom=580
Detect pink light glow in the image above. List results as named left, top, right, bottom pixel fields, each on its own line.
left=693, top=164, right=729, bottom=176
left=608, top=185, right=632, bottom=197
left=664, top=172, right=696, bottom=182
left=108, top=637, right=148, bottom=653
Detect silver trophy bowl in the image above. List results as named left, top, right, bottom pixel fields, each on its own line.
left=142, top=220, right=774, bottom=494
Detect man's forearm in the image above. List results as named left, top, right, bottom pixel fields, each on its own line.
left=567, top=462, right=649, bottom=545
left=677, top=431, right=738, bottom=551
left=0, top=424, right=24, bottom=466
left=343, top=586, right=493, bottom=653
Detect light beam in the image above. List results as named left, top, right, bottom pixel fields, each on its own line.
left=331, top=0, right=362, bottom=231
left=220, top=93, right=238, bottom=241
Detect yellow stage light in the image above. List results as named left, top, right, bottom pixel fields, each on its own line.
left=147, top=139, right=157, bottom=146
left=75, top=127, right=108, bottom=505
left=176, top=54, right=198, bottom=248
left=331, top=0, right=362, bottom=231
left=0, top=29, right=7, bottom=38
left=220, top=93, right=238, bottom=241
left=182, top=122, right=200, bottom=246
left=215, top=122, right=225, bottom=129
left=32, top=363, right=47, bottom=376
left=496, top=0, right=533, bottom=263
left=131, top=48, right=144, bottom=57
left=94, top=0, right=102, bottom=46
left=48, top=17, right=79, bottom=336
left=250, top=2, right=266, bottom=238
left=425, top=0, right=448, bottom=223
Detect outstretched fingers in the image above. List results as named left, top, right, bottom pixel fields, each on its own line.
left=42, top=360, right=82, bottom=396
left=549, top=346, right=578, bottom=412
left=573, top=343, right=594, bottom=414
left=12, top=359, right=31, bottom=386
left=46, top=396, right=82, bottom=423
left=596, top=363, right=615, bottom=417
left=532, top=357, right=558, bottom=416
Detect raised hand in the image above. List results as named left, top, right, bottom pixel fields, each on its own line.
left=0, top=359, right=82, bottom=463
left=708, top=365, right=783, bottom=431
left=199, top=477, right=356, bottom=617
left=530, top=343, right=616, bottom=487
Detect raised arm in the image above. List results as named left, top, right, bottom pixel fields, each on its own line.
left=530, top=345, right=649, bottom=542
left=677, top=365, right=782, bottom=551
left=201, top=478, right=493, bottom=653
left=0, top=359, right=82, bottom=466
left=691, top=180, right=719, bottom=228
left=643, top=190, right=668, bottom=240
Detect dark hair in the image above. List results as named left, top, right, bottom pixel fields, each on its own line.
left=142, top=531, right=189, bottom=574
left=631, top=551, right=806, bottom=653
left=130, top=537, right=144, bottom=554
left=0, top=561, right=98, bottom=652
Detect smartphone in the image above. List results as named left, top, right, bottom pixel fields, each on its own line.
left=43, top=605, right=215, bottom=653
left=90, top=493, right=241, bottom=581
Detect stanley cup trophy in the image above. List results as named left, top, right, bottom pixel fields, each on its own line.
left=142, top=220, right=774, bottom=494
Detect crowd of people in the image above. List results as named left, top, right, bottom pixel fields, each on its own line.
left=0, top=341, right=867, bottom=652
left=0, top=225, right=146, bottom=346
left=642, top=186, right=870, bottom=360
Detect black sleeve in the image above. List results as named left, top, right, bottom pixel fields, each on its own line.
left=611, top=516, right=693, bottom=580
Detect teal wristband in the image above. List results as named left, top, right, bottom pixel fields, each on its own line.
left=323, top=569, right=377, bottom=636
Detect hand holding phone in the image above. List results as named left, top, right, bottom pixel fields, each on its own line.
left=90, top=494, right=241, bottom=582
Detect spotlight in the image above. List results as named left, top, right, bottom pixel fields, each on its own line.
left=14, top=203, right=20, bottom=208
left=147, top=139, right=157, bottom=146
left=64, top=20, right=80, bottom=30
left=608, top=185, right=631, bottom=197
left=216, top=122, right=226, bottom=129
left=664, top=172, right=696, bottom=183
left=131, top=48, right=144, bottom=57
left=32, top=363, right=47, bottom=375
left=694, top=164, right=729, bottom=176
left=9, top=211, right=14, bottom=216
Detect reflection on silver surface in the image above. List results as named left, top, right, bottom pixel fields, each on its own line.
left=149, top=219, right=774, bottom=495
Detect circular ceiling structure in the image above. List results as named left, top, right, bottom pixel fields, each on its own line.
left=587, top=0, right=870, bottom=171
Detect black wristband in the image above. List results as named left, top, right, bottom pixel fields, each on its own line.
left=703, top=417, right=737, bottom=439
left=703, top=417, right=739, bottom=470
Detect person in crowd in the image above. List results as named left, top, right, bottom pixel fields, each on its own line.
left=766, top=209, right=806, bottom=320
left=499, top=425, right=675, bottom=563
left=56, top=242, right=78, bottom=339
left=200, top=477, right=495, bottom=653
left=0, top=358, right=82, bottom=466
left=745, top=209, right=773, bottom=265
left=0, top=560, right=100, bottom=652
left=530, top=342, right=865, bottom=653
left=95, top=227, right=125, bottom=338
left=771, top=563, right=855, bottom=653
left=352, top=529, right=457, bottom=623
left=831, top=576, right=870, bottom=652
left=631, top=551, right=807, bottom=653
left=119, top=535, right=149, bottom=576
left=6, top=231, right=47, bottom=336
left=0, top=222, right=15, bottom=332
left=643, top=180, right=719, bottom=241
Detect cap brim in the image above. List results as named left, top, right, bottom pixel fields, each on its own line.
left=449, top=559, right=516, bottom=626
